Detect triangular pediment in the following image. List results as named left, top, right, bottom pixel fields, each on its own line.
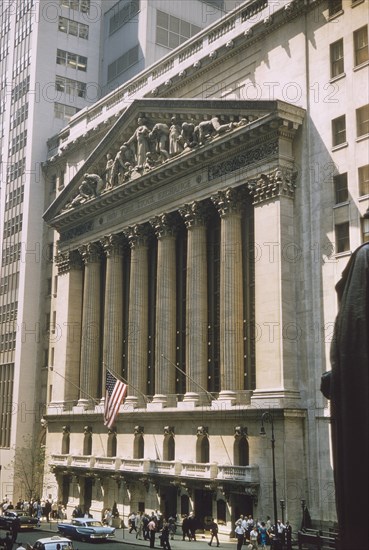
left=44, top=98, right=304, bottom=232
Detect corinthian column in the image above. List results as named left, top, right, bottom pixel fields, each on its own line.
left=179, top=201, right=208, bottom=402
left=150, top=214, right=177, bottom=404
left=124, top=224, right=149, bottom=407
left=78, top=242, right=102, bottom=408
left=101, top=234, right=124, bottom=383
left=212, top=188, right=244, bottom=402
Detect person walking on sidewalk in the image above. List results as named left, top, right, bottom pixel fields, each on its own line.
left=208, top=518, right=220, bottom=547
left=148, top=516, right=157, bottom=548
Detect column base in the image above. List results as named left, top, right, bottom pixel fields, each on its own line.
left=124, top=395, right=141, bottom=409
left=47, top=401, right=72, bottom=414
left=251, top=388, right=301, bottom=409
left=217, top=390, right=237, bottom=405
left=76, top=398, right=95, bottom=411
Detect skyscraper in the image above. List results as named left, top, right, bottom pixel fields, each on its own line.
left=0, top=0, right=228, bottom=504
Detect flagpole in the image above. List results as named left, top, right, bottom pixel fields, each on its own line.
left=161, top=354, right=214, bottom=404
left=52, top=369, right=100, bottom=404
left=103, top=362, right=149, bottom=404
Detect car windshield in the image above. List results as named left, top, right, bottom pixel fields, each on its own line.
left=85, top=521, right=103, bottom=527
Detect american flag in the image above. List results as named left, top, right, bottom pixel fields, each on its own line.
left=104, top=369, right=127, bottom=429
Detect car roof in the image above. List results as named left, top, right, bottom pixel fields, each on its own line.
left=35, top=536, right=72, bottom=543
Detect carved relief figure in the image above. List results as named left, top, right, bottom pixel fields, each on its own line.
left=124, top=117, right=151, bottom=169
left=196, top=116, right=234, bottom=144
left=169, top=116, right=183, bottom=156
left=104, top=153, right=114, bottom=190
left=150, top=123, right=170, bottom=161
left=67, top=173, right=104, bottom=208
left=111, top=145, right=134, bottom=186
left=179, top=121, right=197, bottom=149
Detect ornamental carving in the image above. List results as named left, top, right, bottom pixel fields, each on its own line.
left=78, top=242, right=102, bottom=264
left=63, top=112, right=256, bottom=211
left=149, top=213, right=178, bottom=239
left=55, top=250, right=82, bottom=275
left=179, top=201, right=208, bottom=228
left=247, top=167, right=297, bottom=204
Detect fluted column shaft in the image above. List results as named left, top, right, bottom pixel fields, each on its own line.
left=79, top=243, right=102, bottom=406
left=180, top=202, right=208, bottom=397
left=212, top=189, right=244, bottom=397
left=102, top=234, right=124, bottom=381
left=125, top=225, right=149, bottom=405
left=150, top=214, right=177, bottom=399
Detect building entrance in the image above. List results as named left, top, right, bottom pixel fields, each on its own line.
left=194, top=489, right=213, bottom=528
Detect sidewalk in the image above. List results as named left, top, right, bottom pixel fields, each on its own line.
left=38, top=522, right=237, bottom=549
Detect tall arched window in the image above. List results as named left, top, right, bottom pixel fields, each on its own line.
left=196, top=427, right=209, bottom=463
left=163, top=427, right=175, bottom=461
left=107, top=430, right=117, bottom=457
left=83, top=426, right=92, bottom=455
left=133, top=426, right=144, bottom=459
left=61, top=426, right=70, bottom=455
left=233, top=427, right=249, bottom=466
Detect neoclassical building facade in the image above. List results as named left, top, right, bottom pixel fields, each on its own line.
left=43, top=97, right=306, bottom=529
left=40, top=0, right=369, bottom=535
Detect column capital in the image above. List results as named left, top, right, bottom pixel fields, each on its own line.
left=247, top=166, right=297, bottom=204
left=101, top=233, right=125, bottom=257
left=179, top=201, right=208, bottom=228
left=124, top=224, right=151, bottom=248
left=55, top=250, right=82, bottom=275
left=78, top=242, right=102, bottom=264
left=211, top=187, right=245, bottom=217
left=149, top=213, right=178, bottom=239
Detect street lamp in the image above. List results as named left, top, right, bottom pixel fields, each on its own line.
left=260, top=410, right=281, bottom=550
left=301, top=499, right=306, bottom=530
left=280, top=499, right=285, bottom=524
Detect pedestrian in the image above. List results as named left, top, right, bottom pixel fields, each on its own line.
left=3, top=533, right=13, bottom=550
left=235, top=520, right=246, bottom=550
left=129, top=511, right=137, bottom=533
left=168, top=515, right=176, bottom=540
left=182, top=514, right=191, bottom=541
left=208, top=518, right=220, bottom=547
left=285, top=521, right=292, bottom=550
left=188, top=513, right=197, bottom=541
left=249, top=525, right=259, bottom=549
left=11, top=515, right=21, bottom=544
left=148, top=516, right=157, bottom=548
left=258, top=522, right=268, bottom=549
left=160, top=521, right=171, bottom=550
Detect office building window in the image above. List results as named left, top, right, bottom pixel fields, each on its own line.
left=7, top=159, right=26, bottom=182
left=0, top=364, right=14, bottom=447
left=11, top=76, right=30, bottom=103
left=330, top=39, right=344, bottom=77
left=107, top=44, right=139, bottom=82
left=334, top=173, right=348, bottom=204
left=362, top=217, right=369, bottom=243
left=109, top=0, right=140, bottom=35
left=332, top=115, right=346, bottom=146
left=156, top=9, right=202, bottom=49
left=354, top=25, right=368, bottom=66
left=60, top=0, right=90, bottom=13
left=10, top=130, right=27, bottom=155
left=359, top=165, right=369, bottom=196
left=3, top=214, right=23, bottom=238
left=55, top=75, right=86, bottom=98
left=356, top=104, right=369, bottom=137
left=54, top=102, right=79, bottom=121
left=58, top=17, right=89, bottom=39
left=328, top=0, right=342, bottom=17
left=335, top=222, right=350, bottom=253
left=10, top=104, right=29, bottom=129
left=56, top=49, right=87, bottom=72
left=5, top=186, right=24, bottom=210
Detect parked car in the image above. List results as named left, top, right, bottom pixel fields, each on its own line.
left=57, top=517, right=116, bottom=542
left=0, top=509, right=39, bottom=530
left=32, top=535, right=74, bottom=550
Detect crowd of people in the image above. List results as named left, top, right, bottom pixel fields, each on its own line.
left=234, top=515, right=292, bottom=550
left=125, top=510, right=176, bottom=549
left=0, top=497, right=67, bottom=523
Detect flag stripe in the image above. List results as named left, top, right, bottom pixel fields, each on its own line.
left=104, top=370, right=127, bottom=429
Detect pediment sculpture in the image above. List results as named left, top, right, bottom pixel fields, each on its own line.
left=63, top=112, right=253, bottom=211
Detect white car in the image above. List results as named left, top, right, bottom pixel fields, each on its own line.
left=32, top=535, right=75, bottom=550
